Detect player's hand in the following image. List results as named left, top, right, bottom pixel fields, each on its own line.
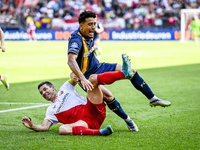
left=0, top=46, right=5, bottom=52
left=70, top=73, right=80, bottom=84
left=81, top=78, right=94, bottom=91
left=22, top=116, right=33, bottom=129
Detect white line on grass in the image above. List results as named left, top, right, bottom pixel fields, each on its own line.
left=0, top=104, right=50, bottom=113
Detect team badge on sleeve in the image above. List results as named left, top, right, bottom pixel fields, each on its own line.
left=71, top=42, right=78, bottom=48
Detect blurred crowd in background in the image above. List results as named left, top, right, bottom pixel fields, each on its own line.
left=0, top=0, right=200, bottom=31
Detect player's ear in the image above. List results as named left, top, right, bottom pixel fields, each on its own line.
left=80, top=23, right=82, bottom=30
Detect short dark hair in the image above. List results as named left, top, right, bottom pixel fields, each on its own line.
left=38, top=81, right=53, bottom=90
left=78, top=10, right=96, bottom=24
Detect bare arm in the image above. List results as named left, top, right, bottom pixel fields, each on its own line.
left=95, top=26, right=104, bottom=33
left=95, top=23, right=104, bottom=33
left=22, top=116, right=52, bottom=132
left=0, top=28, right=5, bottom=52
left=68, top=53, right=94, bottom=91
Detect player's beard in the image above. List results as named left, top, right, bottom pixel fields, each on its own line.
left=48, top=95, right=54, bottom=102
left=45, top=93, right=54, bottom=102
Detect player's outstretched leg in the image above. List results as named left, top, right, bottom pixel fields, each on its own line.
left=122, top=53, right=171, bottom=107
left=130, top=69, right=171, bottom=107
left=97, top=53, right=134, bottom=85
left=121, top=53, right=134, bottom=79
left=100, top=125, right=113, bottom=136
left=96, top=54, right=138, bottom=132
left=0, top=74, right=9, bottom=90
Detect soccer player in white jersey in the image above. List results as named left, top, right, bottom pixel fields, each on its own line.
left=0, top=27, right=9, bottom=90
left=22, top=54, right=138, bottom=135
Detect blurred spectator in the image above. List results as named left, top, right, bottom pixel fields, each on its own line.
left=167, top=12, right=177, bottom=29
left=124, top=7, right=134, bottom=29
left=154, top=14, right=163, bottom=29
left=63, top=12, right=72, bottom=20
left=104, top=0, right=112, bottom=11
left=143, top=9, right=155, bottom=30
left=133, top=14, right=142, bottom=30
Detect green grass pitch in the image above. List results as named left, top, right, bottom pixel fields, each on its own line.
left=0, top=40, right=200, bottom=150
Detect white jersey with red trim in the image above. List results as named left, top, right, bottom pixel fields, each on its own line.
left=44, top=81, right=87, bottom=125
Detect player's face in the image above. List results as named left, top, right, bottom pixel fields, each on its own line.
left=39, top=84, right=56, bottom=101
left=80, top=17, right=96, bottom=38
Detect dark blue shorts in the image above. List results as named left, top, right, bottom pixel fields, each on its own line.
left=85, top=62, right=117, bottom=79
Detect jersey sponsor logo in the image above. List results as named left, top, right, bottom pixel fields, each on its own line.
left=71, top=42, right=78, bottom=48
left=83, top=47, right=94, bottom=57
left=59, top=91, right=64, bottom=96
left=56, top=93, right=70, bottom=114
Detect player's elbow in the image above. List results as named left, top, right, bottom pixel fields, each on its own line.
left=59, top=125, right=72, bottom=135
left=33, top=126, right=49, bottom=132
left=39, top=126, right=50, bottom=132
left=67, top=60, right=70, bottom=66
left=43, top=127, right=50, bottom=131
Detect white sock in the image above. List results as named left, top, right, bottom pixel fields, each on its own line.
left=150, top=95, right=158, bottom=101
left=125, top=116, right=131, bottom=122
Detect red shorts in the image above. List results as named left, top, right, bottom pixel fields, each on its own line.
left=28, top=30, right=35, bottom=35
left=55, top=98, right=106, bottom=129
left=81, top=98, right=106, bottom=129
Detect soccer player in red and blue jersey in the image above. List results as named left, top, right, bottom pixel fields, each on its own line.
left=67, top=11, right=171, bottom=132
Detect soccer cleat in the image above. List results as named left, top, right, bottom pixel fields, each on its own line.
left=126, top=119, right=139, bottom=132
left=121, top=53, right=134, bottom=79
left=100, top=125, right=113, bottom=136
left=1, top=74, right=9, bottom=90
left=149, top=98, right=171, bottom=107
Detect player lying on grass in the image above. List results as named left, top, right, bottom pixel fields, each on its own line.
left=21, top=53, right=138, bottom=136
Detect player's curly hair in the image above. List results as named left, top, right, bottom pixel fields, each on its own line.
left=78, top=10, right=96, bottom=24
left=38, top=81, right=53, bottom=90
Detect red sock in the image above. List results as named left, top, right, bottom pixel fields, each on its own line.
left=72, top=126, right=101, bottom=135
left=97, top=71, right=126, bottom=85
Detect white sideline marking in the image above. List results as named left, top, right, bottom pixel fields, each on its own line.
left=0, top=104, right=50, bottom=113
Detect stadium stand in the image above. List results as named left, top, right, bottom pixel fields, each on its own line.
left=0, top=0, right=200, bottom=30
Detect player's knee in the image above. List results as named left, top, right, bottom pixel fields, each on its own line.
left=89, top=74, right=98, bottom=87
left=115, top=64, right=122, bottom=71
left=103, top=95, right=114, bottom=102
left=102, top=90, right=114, bottom=102
left=59, top=125, right=72, bottom=135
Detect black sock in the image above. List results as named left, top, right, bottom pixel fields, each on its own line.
left=106, top=98, right=128, bottom=119
left=130, top=72, right=154, bottom=99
